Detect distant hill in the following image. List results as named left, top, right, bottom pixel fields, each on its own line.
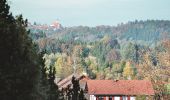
left=28, top=20, right=170, bottom=51
left=29, top=20, right=170, bottom=82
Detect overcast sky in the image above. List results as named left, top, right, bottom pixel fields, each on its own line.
left=10, top=0, right=170, bottom=26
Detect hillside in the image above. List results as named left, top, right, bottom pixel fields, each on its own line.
left=29, top=20, right=170, bottom=44
left=27, top=20, right=170, bottom=80
left=2, top=0, right=170, bottom=99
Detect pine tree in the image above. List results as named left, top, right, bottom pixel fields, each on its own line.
left=72, top=76, right=86, bottom=100
left=72, top=76, right=80, bottom=100
left=38, top=51, right=49, bottom=100
left=0, top=0, right=40, bottom=100
left=79, top=89, right=86, bottom=100
left=64, top=76, right=86, bottom=100
left=48, top=66, right=59, bottom=100
left=66, top=85, right=73, bottom=100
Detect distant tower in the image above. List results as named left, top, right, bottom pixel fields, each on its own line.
left=50, top=19, right=62, bottom=29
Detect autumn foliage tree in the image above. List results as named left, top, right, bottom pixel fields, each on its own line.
left=137, top=41, right=170, bottom=99
left=123, top=61, right=135, bottom=79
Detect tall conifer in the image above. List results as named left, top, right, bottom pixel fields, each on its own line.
left=0, top=0, right=40, bottom=100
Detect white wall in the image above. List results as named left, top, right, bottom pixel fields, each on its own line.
left=89, top=95, right=136, bottom=100
left=90, top=95, right=96, bottom=100
left=106, top=96, right=109, bottom=100
left=130, top=96, right=136, bottom=100
left=115, top=96, right=120, bottom=100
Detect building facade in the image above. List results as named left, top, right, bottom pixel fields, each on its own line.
left=86, top=80, right=154, bottom=100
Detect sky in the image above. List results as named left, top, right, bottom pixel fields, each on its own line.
left=10, top=0, right=170, bottom=26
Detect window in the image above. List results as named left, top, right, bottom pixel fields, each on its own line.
left=114, top=96, right=120, bottom=100
left=130, top=96, right=135, bottom=100
left=98, top=96, right=104, bottom=100
left=109, top=96, right=112, bottom=100
left=123, top=96, right=127, bottom=100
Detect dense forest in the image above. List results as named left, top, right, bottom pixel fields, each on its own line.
left=28, top=19, right=170, bottom=99
left=29, top=20, right=170, bottom=79
left=0, top=0, right=170, bottom=100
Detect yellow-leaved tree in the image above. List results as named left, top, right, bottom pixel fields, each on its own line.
left=123, top=61, right=134, bottom=79
left=54, top=56, right=63, bottom=77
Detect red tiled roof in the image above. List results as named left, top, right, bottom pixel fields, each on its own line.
left=87, top=80, right=154, bottom=95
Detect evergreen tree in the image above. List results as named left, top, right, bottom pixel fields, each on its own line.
left=39, top=51, right=64, bottom=100
left=72, top=76, right=80, bottom=100
left=66, top=85, right=73, bottom=100
left=64, top=76, right=86, bottom=100
left=48, top=66, right=59, bottom=100
left=38, top=51, right=49, bottom=100
left=0, top=0, right=40, bottom=100
left=79, top=89, right=86, bottom=100
left=69, top=76, right=86, bottom=100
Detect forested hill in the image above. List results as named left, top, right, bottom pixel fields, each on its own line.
left=28, top=20, right=170, bottom=81
left=1, top=0, right=170, bottom=99
left=29, top=20, right=170, bottom=44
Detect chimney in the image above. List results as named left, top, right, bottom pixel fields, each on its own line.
left=113, top=79, right=119, bottom=82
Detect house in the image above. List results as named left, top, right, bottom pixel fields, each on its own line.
left=85, top=80, right=154, bottom=100
left=55, top=73, right=89, bottom=90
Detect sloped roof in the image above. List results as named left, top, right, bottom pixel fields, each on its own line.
left=56, top=73, right=89, bottom=89
left=87, top=80, right=154, bottom=95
